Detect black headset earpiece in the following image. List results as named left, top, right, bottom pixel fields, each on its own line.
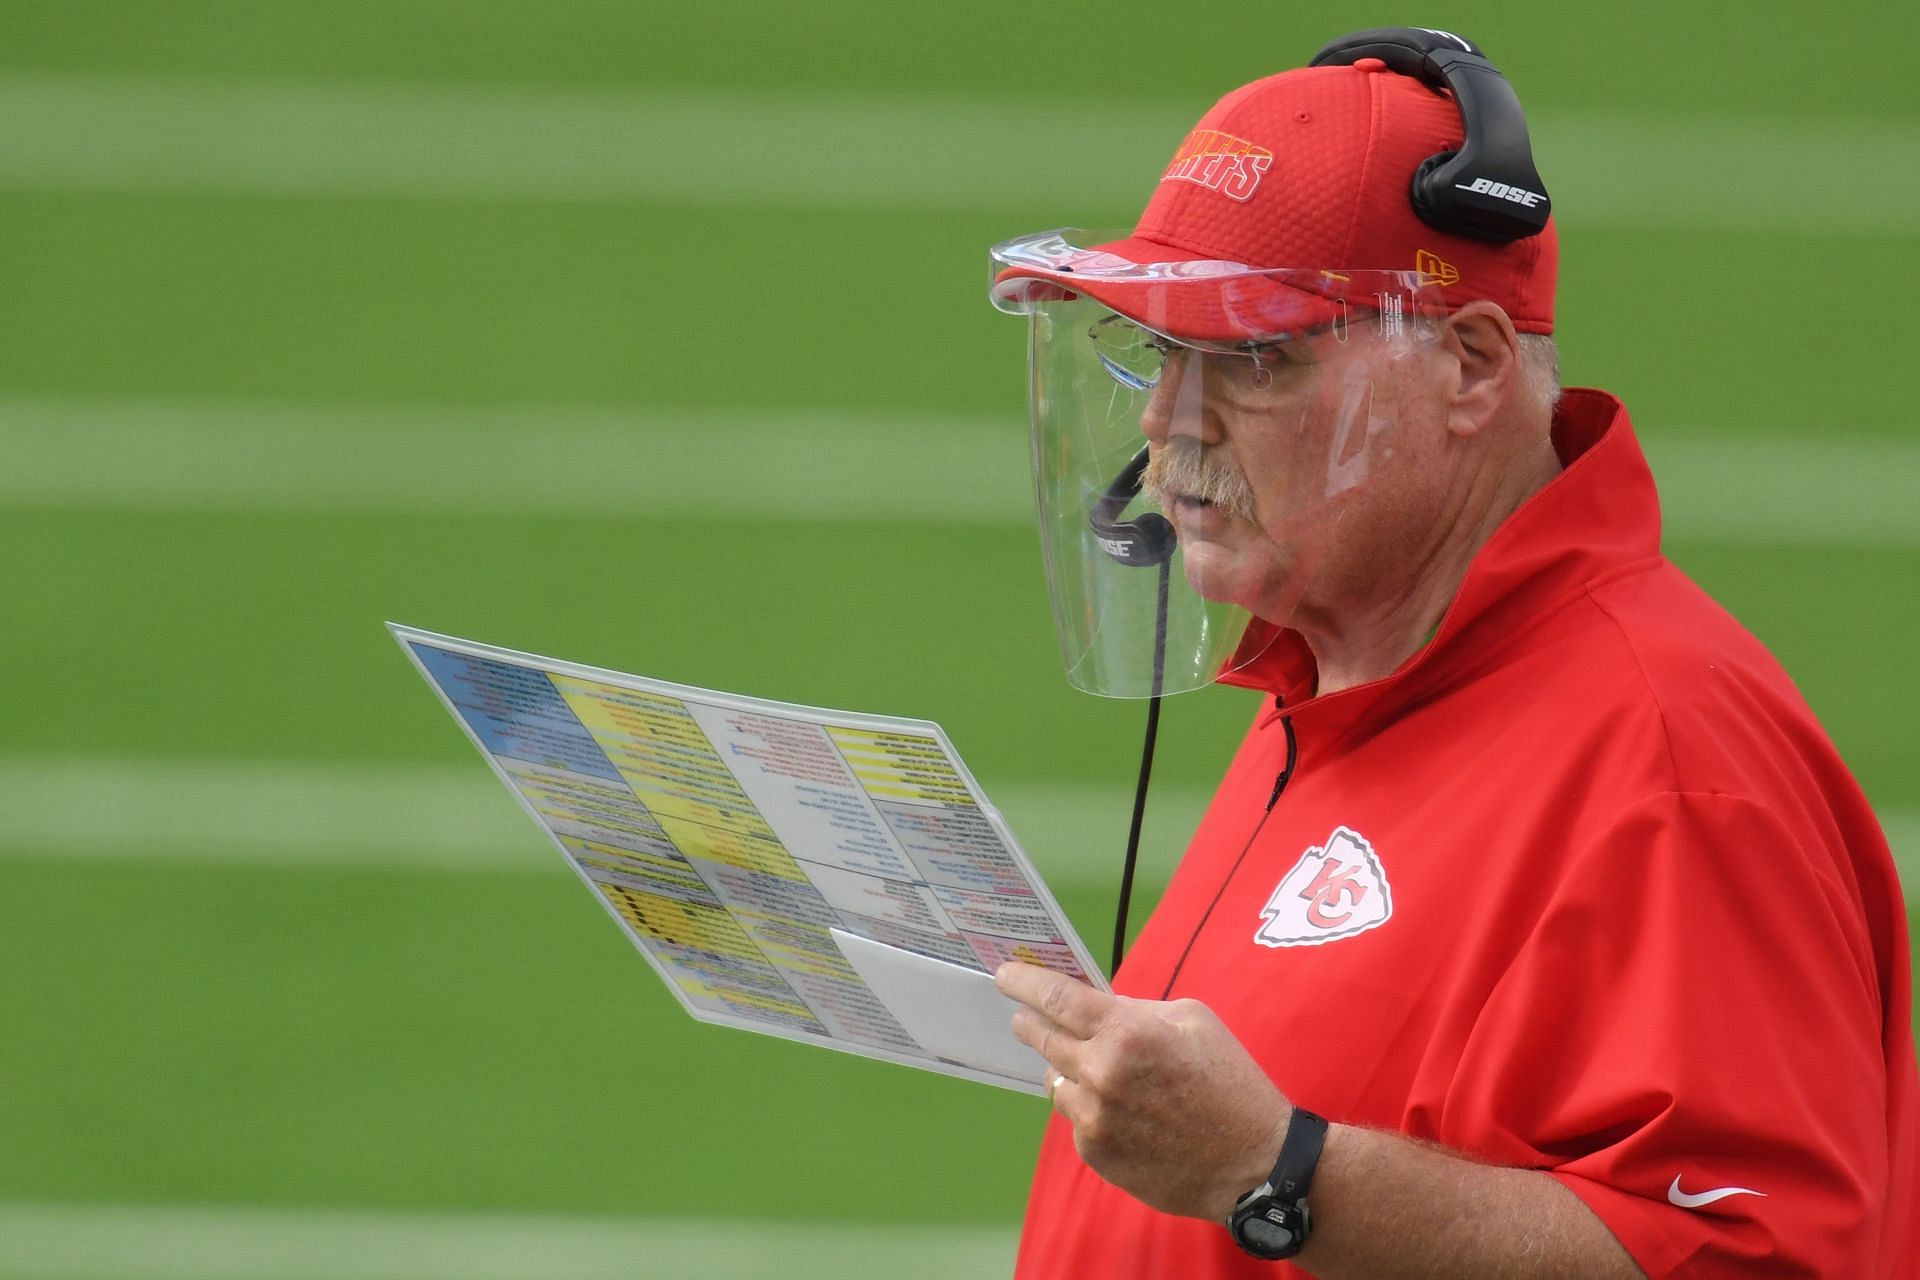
left=1090, top=446, right=1177, bottom=567
left=1310, top=26, right=1550, bottom=244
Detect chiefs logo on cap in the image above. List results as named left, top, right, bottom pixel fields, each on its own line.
left=1161, top=129, right=1274, bottom=203
left=1254, top=827, right=1393, bottom=947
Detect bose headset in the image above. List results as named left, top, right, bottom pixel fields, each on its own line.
left=1310, top=26, right=1551, bottom=241
left=1098, top=27, right=1550, bottom=976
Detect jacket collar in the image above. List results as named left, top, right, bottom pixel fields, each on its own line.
left=1219, top=388, right=1662, bottom=733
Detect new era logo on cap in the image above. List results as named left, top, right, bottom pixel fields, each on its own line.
left=1416, top=249, right=1460, bottom=287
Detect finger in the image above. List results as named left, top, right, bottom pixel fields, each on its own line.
left=1048, top=1074, right=1092, bottom=1129
left=995, top=962, right=1112, bottom=1038
left=1011, top=1006, right=1090, bottom=1077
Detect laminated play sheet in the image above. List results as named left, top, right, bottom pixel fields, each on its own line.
left=392, top=625, right=1107, bottom=1095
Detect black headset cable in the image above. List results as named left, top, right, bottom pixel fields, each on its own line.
left=1110, top=556, right=1169, bottom=977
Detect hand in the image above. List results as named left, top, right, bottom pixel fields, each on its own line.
left=995, top=961, right=1293, bottom=1222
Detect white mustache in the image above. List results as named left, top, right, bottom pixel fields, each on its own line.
left=1141, top=438, right=1257, bottom=523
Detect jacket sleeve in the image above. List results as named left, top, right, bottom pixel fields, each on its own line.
left=1442, top=789, right=1899, bottom=1278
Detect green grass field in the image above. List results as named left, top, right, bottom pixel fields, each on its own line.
left=2, top=3, right=1916, bottom=1276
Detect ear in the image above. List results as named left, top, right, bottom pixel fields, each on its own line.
left=1435, top=302, right=1520, bottom=438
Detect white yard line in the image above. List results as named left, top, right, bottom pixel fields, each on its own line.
left=0, top=756, right=545, bottom=872
left=1638, top=430, right=1920, bottom=549
left=0, top=396, right=1032, bottom=526
left=1, top=395, right=1916, bottom=547
left=0, top=1200, right=1016, bottom=1280
left=1886, top=812, right=1920, bottom=888
left=0, top=755, right=1912, bottom=891
left=0, top=754, right=1213, bottom=887
left=0, top=72, right=1914, bottom=233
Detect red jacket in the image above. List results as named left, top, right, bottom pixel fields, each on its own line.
left=1016, top=390, right=1917, bottom=1278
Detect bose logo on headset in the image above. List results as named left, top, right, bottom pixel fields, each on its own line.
left=1454, top=177, right=1546, bottom=208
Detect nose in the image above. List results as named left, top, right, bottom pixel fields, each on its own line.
left=1137, top=348, right=1216, bottom=448
left=1137, top=371, right=1173, bottom=447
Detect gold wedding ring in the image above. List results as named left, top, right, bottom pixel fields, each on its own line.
left=1046, top=1073, right=1068, bottom=1103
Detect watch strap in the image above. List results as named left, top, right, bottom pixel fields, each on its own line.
left=1269, top=1106, right=1328, bottom=1202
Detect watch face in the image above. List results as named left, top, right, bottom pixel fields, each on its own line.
left=1230, top=1200, right=1306, bottom=1260
left=1243, top=1213, right=1299, bottom=1252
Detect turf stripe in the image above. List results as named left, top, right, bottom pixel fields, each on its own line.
left=0, top=396, right=1031, bottom=526
left=0, top=756, right=1912, bottom=891
left=3, top=395, right=1917, bottom=547
left=0, top=72, right=1914, bottom=233
left=0, top=1200, right=1016, bottom=1280
left=0, top=755, right=1213, bottom=888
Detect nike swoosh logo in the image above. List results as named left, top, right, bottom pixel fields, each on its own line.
left=1667, top=1175, right=1767, bottom=1209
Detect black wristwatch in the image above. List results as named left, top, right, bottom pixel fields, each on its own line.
left=1227, top=1107, right=1328, bottom=1261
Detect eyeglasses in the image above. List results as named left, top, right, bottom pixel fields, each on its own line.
left=1086, top=312, right=1355, bottom=394
left=1087, top=313, right=1179, bottom=391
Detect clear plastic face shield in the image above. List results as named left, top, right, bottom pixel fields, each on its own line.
left=990, top=230, right=1446, bottom=698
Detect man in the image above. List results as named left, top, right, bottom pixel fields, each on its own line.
left=984, top=28, right=1917, bottom=1279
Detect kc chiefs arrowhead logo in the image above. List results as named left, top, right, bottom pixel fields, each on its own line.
left=1254, top=827, right=1393, bottom=948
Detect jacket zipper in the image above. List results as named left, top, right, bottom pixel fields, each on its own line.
left=1266, top=709, right=1300, bottom=811
left=1160, top=705, right=1298, bottom=999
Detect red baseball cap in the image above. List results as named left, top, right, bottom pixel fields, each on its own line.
left=991, top=58, right=1557, bottom=341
